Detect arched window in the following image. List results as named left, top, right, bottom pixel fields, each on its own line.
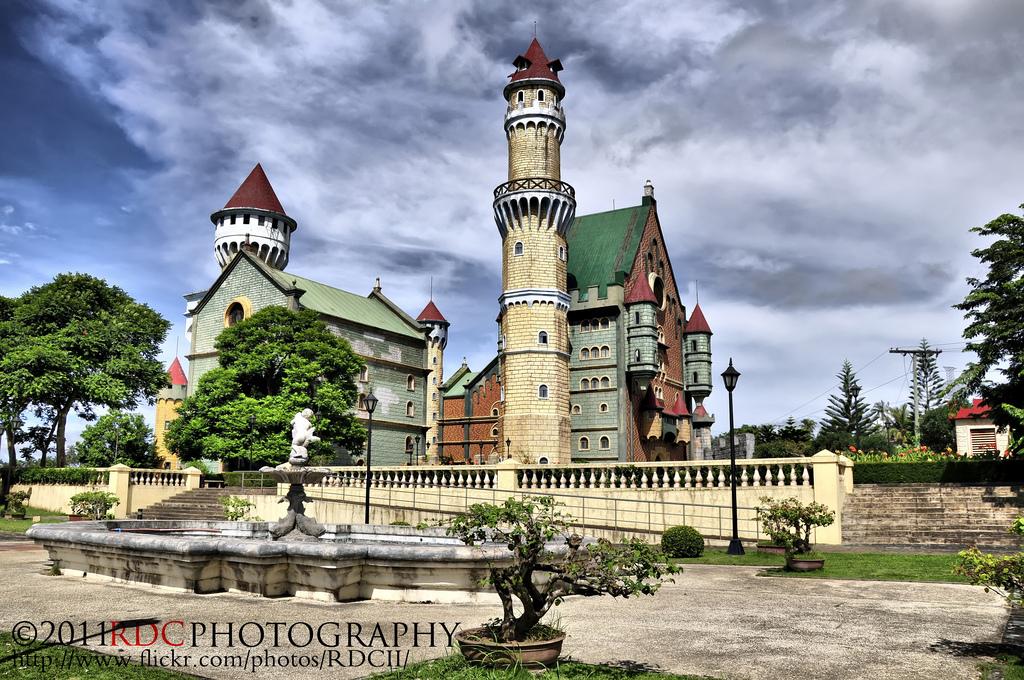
left=359, top=366, right=369, bottom=382
left=600, top=436, right=610, bottom=449
left=572, top=404, right=581, bottom=414
left=581, top=348, right=590, bottom=360
left=600, top=403, right=609, bottom=413
left=406, top=401, right=415, bottom=417
left=432, top=377, right=437, bottom=385
left=600, top=318, right=610, bottom=329
left=226, top=302, right=245, bottom=327
left=407, top=375, right=416, bottom=390
left=579, top=437, right=590, bottom=451
left=514, top=241, right=524, bottom=256
left=492, top=408, right=499, bottom=417
left=517, top=91, right=524, bottom=104
left=405, top=436, right=413, bottom=455
left=558, top=245, right=566, bottom=261
left=634, top=349, right=641, bottom=362
left=580, top=320, right=590, bottom=332
left=600, top=377, right=610, bottom=388
left=432, top=393, right=438, bottom=402
left=537, top=89, right=545, bottom=102
left=601, top=346, right=610, bottom=358
left=538, top=331, right=548, bottom=345
left=692, top=372, right=699, bottom=384
left=581, top=378, right=590, bottom=390
left=357, top=394, right=366, bottom=410
left=491, top=426, right=499, bottom=437
left=538, top=384, right=549, bottom=399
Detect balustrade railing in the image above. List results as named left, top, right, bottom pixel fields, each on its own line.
left=493, top=177, right=575, bottom=199
left=321, top=466, right=497, bottom=490
left=127, top=468, right=192, bottom=487
left=516, top=459, right=813, bottom=491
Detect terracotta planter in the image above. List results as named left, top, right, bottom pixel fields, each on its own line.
left=68, top=515, right=86, bottom=522
left=455, top=627, right=564, bottom=669
left=786, top=556, right=825, bottom=572
left=757, top=544, right=787, bottom=555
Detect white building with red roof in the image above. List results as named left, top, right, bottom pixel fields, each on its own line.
left=952, top=399, right=1012, bottom=457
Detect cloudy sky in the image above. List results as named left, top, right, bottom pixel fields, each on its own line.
left=1, top=0, right=1017, bottom=442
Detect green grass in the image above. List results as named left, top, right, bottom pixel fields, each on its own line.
left=0, top=507, right=67, bottom=535
left=673, top=550, right=969, bottom=583
left=979, top=653, right=1024, bottom=680
left=0, top=632, right=190, bottom=679
left=370, top=655, right=717, bottom=679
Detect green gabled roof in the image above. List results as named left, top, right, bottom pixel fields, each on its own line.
left=566, top=203, right=651, bottom=301
left=265, top=268, right=423, bottom=340
left=442, top=368, right=478, bottom=398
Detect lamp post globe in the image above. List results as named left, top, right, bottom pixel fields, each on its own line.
left=362, top=391, right=378, bottom=524
left=720, top=359, right=744, bottom=556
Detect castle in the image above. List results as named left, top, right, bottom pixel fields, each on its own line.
left=156, top=38, right=716, bottom=468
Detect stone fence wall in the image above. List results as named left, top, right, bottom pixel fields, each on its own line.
left=12, top=465, right=201, bottom=517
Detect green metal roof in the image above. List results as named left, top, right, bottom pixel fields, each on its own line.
left=442, top=368, right=478, bottom=398
left=566, top=203, right=650, bottom=301
left=265, top=269, right=423, bottom=340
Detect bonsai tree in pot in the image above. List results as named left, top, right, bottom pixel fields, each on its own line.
left=5, top=490, right=30, bottom=519
left=447, top=496, right=677, bottom=668
left=69, top=491, right=121, bottom=520
left=757, top=496, right=835, bottom=571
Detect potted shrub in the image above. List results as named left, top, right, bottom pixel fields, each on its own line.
left=757, top=496, right=835, bottom=571
left=5, top=490, right=30, bottom=519
left=69, top=491, right=121, bottom=520
left=447, top=496, right=677, bottom=669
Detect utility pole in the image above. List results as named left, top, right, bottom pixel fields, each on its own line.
left=889, top=347, right=942, bottom=444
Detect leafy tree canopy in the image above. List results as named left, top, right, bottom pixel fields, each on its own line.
left=0, top=274, right=169, bottom=466
left=77, top=411, right=160, bottom=468
left=950, top=206, right=1024, bottom=441
left=166, top=307, right=365, bottom=468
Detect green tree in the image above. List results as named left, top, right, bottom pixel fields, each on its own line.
left=0, top=295, right=26, bottom=470
left=0, top=274, right=169, bottom=466
left=915, top=338, right=944, bottom=412
left=919, top=406, right=955, bottom=452
left=819, top=360, right=875, bottom=445
left=166, top=307, right=365, bottom=468
left=950, top=205, right=1024, bottom=444
left=77, top=411, right=159, bottom=468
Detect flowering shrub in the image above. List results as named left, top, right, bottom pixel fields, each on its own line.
left=756, top=496, right=835, bottom=556
left=844, top=444, right=1021, bottom=463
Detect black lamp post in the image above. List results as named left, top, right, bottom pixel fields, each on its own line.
left=414, top=436, right=421, bottom=466
left=363, top=390, right=378, bottom=524
left=505, top=438, right=511, bottom=460
left=247, top=414, right=256, bottom=472
left=850, top=384, right=862, bottom=451
left=721, top=359, right=744, bottom=556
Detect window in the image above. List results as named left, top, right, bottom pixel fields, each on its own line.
left=656, top=387, right=664, bottom=399
left=538, top=456, right=549, bottom=464
left=538, top=384, right=549, bottom=399
left=601, top=346, right=610, bottom=358
left=538, top=331, right=548, bottom=345
left=581, top=320, right=590, bottom=332
left=581, top=348, right=590, bottom=360
left=230, top=214, right=236, bottom=225
left=273, top=219, right=280, bottom=229
left=600, top=318, right=610, bottom=329
left=432, top=412, right=437, bottom=420
left=357, top=394, right=366, bottom=410
left=517, top=91, right=524, bottom=104
left=600, top=377, right=610, bottom=388
left=600, top=403, right=608, bottom=413
left=407, top=375, right=416, bottom=390
left=258, top=215, right=265, bottom=226
left=634, top=349, right=641, bottom=362
left=581, top=378, right=590, bottom=390
left=514, top=241, right=524, bottom=256
left=600, top=436, right=610, bottom=449
left=692, top=372, right=698, bottom=384
left=405, top=436, right=414, bottom=455
left=537, top=89, right=545, bottom=102
left=243, top=214, right=250, bottom=225
left=558, top=245, right=566, bottom=261
left=491, top=426, right=499, bottom=437
left=634, top=312, right=641, bottom=325
left=432, top=377, right=437, bottom=385
left=226, top=302, right=245, bottom=326
left=359, top=366, right=369, bottom=382
left=406, top=401, right=415, bottom=417
left=579, top=437, right=590, bottom=450
left=163, top=420, right=171, bottom=431
left=432, top=393, right=438, bottom=402
left=572, top=404, right=581, bottom=414
left=691, top=340, right=697, bottom=352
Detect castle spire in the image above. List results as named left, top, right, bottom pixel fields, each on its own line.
left=210, top=164, right=296, bottom=270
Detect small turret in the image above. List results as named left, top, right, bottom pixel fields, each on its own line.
left=626, top=274, right=659, bottom=381
left=417, top=299, right=449, bottom=460
left=210, top=164, right=296, bottom=270
left=155, top=357, right=188, bottom=469
left=684, top=303, right=713, bottom=403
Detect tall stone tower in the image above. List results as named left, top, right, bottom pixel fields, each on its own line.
left=155, top=357, right=188, bottom=469
left=210, top=163, right=296, bottom=270
left=417, top=300, right=448, bottom=461
left=494, top=38, right=575, bottom=464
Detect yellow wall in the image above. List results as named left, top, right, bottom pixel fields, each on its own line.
left=154, top=398, right=183, bottom=469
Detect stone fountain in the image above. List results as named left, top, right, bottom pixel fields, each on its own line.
left=259, top=408, right=329, bottom=540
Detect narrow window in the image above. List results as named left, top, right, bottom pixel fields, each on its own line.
left=601, top=318, right=609, bottom=329
left=517, top=91, right=524, bottom=104
left=601, top=377, right=610, bottom=388
left=691, top=340, right=697, bottom=352
left=538, top=384, right=549, bottom=399
left=163, top=420, right=171, bottom=431
left=634, top=349, right=641, bottom=362
left=581, top=378, right=590, bottom=390
left=491, top=427, right=499, bottom=437
left=581, top=348, right=590, bottom=360
left=492, top=408, right=499, bottom=417
left=405, top=436, right=413, bottom=455
left=538, top=331, right=548, bottom=345
left=433, top=356, right=437, bottom=365
left=537, top=90, right=545, bottom=102
left=558, top=245, right=566, bottom=261
left=407, top=375, right=416, bottom=390
left=432, top=393, right=438, bottom=402
left=579, top=437, right=590, bottom=451
left=514, top=241, right=524, bottom=256
left=634, top=312, right=640, bottom=325
left=406, top=401, right=415, bottom=417
left=601, top=346, right=610, bottom=358
left=358, top=394, right=366, bottom=410
left=432, top=377, right=437, bottom=385
left=600, top=436, right=610, bottom=449
left=581, top=320, right=590, bottom=332
left=692, top=372, right=699, bottom=384
left=230, top=214, right=237, bottom=225
left=359, top=366, right=369, bottom=382
left=243, top=214, right=250, bottom=225
left=258, top=215, right=265, bottom=226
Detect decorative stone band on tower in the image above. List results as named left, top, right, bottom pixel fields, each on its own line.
left=497, top=38, right=572, bottom=464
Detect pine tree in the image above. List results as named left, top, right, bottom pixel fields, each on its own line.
left=820, top=360, right=875, bottom=439
left=915, top=338, right=944, bottom=412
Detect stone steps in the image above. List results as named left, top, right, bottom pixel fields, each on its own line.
left=139, top=487, right=241, bottom=520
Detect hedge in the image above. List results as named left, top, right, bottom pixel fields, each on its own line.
left=218, top=472, right=278, bottom=488
left=16, top=467, right=108, bottom=486
left=854, top=460, right=1024, bottom=485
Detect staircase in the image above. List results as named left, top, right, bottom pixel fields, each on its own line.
left=842, top=484, right=1024, bottom=552
left=138, top=487, right=239, bottom=520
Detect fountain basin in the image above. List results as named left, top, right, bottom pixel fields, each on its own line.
left=27, top=520, right=508, bottom=604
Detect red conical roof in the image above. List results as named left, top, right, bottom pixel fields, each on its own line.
left=224, top=163, right=286, bottom=215
left=167, top=357, right=187, bottom=386
left=417, top=300, right=447, bottom=323
left=694, top=403, right=708, bottom=417
left=685, top=303, right=712, bottom=335
left=664, top=392, right=690, bottom=417
left=510, top=38, right=563, bottom=84
left=625, top=274, right=658, bottom=305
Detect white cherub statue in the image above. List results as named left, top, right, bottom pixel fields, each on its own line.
left=288, top=408, right=320, bottom=466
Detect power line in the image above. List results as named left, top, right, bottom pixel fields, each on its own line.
left=767, top=350, right=888, bottom=424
